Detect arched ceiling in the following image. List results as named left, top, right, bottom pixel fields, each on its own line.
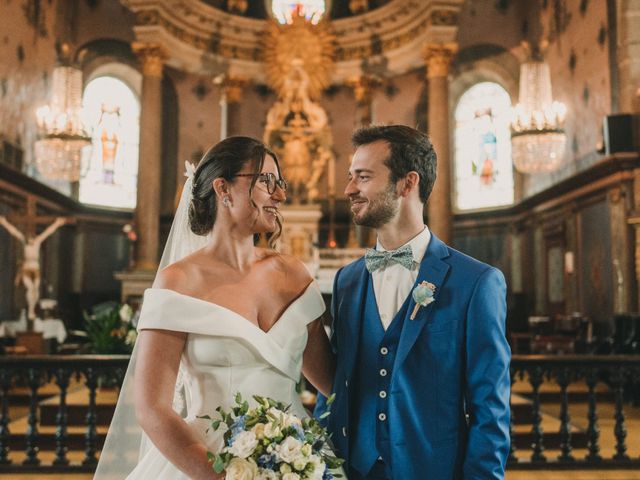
left=120, top=0, right=464, bottom=82
left=197, top=0, right=392, bottom=20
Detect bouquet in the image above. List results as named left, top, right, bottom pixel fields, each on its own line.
left=201, top=393, right=343, bottom=480
left=84, top=302, right=137, bottom=354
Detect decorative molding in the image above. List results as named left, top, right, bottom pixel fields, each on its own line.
left=122, top=0, right=463, bottom=80
left=213, top=74, right=248, bottom=103
left=346, top=74, right=381, bottom=104
left=132, top=42, right=168, bottom=77
left=424, top=43, right=458, bottom=78
left=263, top=17, right=334, bottom=100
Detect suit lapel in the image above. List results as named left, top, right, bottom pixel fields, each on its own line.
left=395, top=234, right=450, bottom=368
left=338, top=260, right=368, bottom=383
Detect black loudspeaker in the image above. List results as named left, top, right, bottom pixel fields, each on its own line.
left=603, top=114, right=640, bottom=154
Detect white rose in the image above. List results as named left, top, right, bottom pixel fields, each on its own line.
left=279, top=463, right=292, bottom=474
left=255, top=469, right=278, bottom=480
left=282, top=473, right=300, bottom=480
left=268, top=407, right=284, bottom=419
left=226, top=431, right=258, bottom=459
left=306, top=455, right=325, bottom=480
left=283, top=413, right=302, bottom=429
left=263, top=422, right=281, bottom=439
left=224, top=457, right=257, bottom=480
left=125, top=329, right=137, bottom=346
left=119, top=304, right=133, bottom=323
left=277, top=436, right=303, bottom=463
left=292, top=456, right=307, bottom=471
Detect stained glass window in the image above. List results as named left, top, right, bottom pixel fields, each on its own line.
left=454, top=82, right=514, bottom=211
left=271, top=0, right=326, bottom=24
left=80, top=76, right=139, bottom=209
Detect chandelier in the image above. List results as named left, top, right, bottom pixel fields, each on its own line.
left=511, top=59, right=567, bottom=174
left=34, top=64, right=92, bottom=182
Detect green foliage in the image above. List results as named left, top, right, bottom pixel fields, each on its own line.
left=84, top=301, right=136, bottom=354
left=198, top=393, right=344, bottom=478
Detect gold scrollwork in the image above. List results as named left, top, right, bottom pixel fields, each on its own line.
left=132, top=43, right=168, bottom=77
left=423, top=43, right=458, bottom=78
left=429, top=9, right=459, bottom=26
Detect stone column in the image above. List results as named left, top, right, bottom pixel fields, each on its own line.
left=214, top=75, right=247, bottom=139
left=132, top=43, right=167, bottom=270
left=348, top=74, right=380, bottom=127
left=347, top=75, right=381, bottom=247
left=424, top=43, right=457, bottom=245
left=616, top=0, right=640, bottom=113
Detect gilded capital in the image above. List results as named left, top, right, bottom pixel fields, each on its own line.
left=423, top=43, right=458, bottom=79
left=347, top=75, right=381, bottom=105
left=213, top=74, right=248, bottom=104
left=132, top=43, right=168, bottom=77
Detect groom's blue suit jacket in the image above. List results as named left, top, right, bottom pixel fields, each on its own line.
left=319, top=234, right=511, bottom=479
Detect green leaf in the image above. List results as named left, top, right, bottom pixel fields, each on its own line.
left=326, top=393, right=336, bottom=406
left=213, top=455, right=225, bottom=474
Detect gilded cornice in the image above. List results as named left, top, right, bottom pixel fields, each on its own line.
left=121, top=0, right=463, bottom=79
left=132, top=42, right=168, bottom=76
left=424, top=43, right=458, bottom=78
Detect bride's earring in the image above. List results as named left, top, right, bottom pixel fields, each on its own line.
left=222, top=196, right=232, bottom=207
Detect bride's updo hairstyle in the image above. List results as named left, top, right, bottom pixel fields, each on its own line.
left=188, top=136, right=283, bottom=245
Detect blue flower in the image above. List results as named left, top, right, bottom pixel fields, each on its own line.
left=292, top=423, right=305, bottom=441
left=257, top=453, right=276, bottom=470
left=231, top=415, right=246, bottom=435
left=227, top=415, right=247, bottom=445
left=322, top=465, right=334, bottom=480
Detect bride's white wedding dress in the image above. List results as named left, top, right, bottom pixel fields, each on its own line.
left=110, top=281, right=326, bottom=479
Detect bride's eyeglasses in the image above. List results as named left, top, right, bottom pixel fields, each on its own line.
left=234, top=172, right=288, bottom=194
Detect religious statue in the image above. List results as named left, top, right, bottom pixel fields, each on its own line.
left=0, top=216, right=69, bottom=321
left=263, top=16, right=336, bottom=204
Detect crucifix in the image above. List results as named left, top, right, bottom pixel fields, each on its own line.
left=0, top=197, right=73, bottom=323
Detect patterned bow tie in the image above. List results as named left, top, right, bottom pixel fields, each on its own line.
left=365, top=244, right=415, bottom=273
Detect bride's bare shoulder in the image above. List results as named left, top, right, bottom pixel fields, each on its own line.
left=258, top=249, right=313, bottom=285
left=153, top=259, right=194, bottom=292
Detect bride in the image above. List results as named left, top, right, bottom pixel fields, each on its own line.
left=94, top=136, right=336, bottom=479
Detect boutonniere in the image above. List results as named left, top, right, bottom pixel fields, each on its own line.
left=410, top=281, right=436, bottom=320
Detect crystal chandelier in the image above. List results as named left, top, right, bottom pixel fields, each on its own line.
left=511, top=59, right=567, bottom=174
left=34, top=65, right=92, bottom=182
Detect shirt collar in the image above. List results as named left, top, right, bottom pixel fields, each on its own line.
left=376, top=226, right=431, bottom=265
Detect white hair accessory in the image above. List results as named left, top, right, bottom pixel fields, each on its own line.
left=184, top=160, right=196, bottom=179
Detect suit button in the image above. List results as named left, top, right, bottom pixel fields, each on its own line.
left=379, top=390, right=387, bottom=398
left=380, top=347, right=388, bottom=355
left=342, top=427, right=347, bottom=437
left=345, top=379, right=348, bottom=387
left=379, top=369, right=387, bottom=376
left=378, top=413, right=387, bottom=421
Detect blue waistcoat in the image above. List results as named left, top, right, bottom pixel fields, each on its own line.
left=350, top=275, right=410, bottom=476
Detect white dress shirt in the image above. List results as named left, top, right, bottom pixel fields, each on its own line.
left=372, top=226, right=431, bottom=330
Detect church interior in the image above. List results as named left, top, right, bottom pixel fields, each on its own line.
left=1, top=0, right=640, bottom=477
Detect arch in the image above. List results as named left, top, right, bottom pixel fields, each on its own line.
left=79, top=75, right=140, bottom=209
left=452, top=81, right=514, bottom=211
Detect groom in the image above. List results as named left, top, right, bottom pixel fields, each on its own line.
left=318, top=125, right=511, bottom=479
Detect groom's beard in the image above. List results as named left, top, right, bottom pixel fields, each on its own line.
left=351, top=183, right=399, bottom=229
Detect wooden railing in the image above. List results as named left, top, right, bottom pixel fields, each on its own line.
left=509, top=355, right=640, bottom=469
left=0, top=355, right=129, bottom=473
left=0, top=355, right=639, bottom=473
